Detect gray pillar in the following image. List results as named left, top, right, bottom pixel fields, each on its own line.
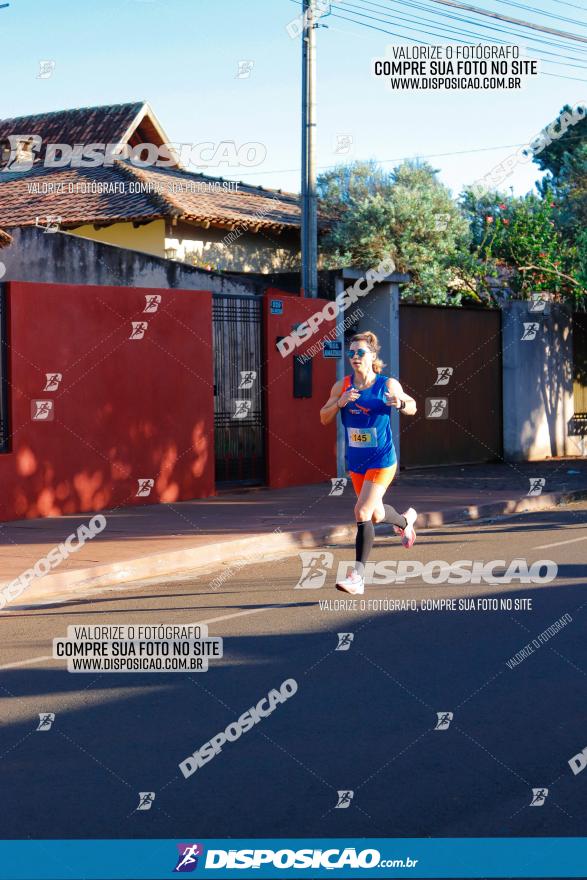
left=502, top=300, right=574, bottom=460
left=338, top=270, right=406, bottom=471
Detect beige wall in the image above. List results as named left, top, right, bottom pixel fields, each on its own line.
left=70, top=220, right=166, bottom=258
left=68, top=218, right=301, bottom=271
left=165, top=220, right=300, bottom=273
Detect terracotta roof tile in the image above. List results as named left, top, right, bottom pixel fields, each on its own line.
left=0, top=101, right=303, bottom=233
left=0, top=102, right=145, bottom=160
left=0, top=163, right=162, bottom=228
left=0, top=160, right=301, bottom=232
left=119, top=161, right=301, bottom=230
left=0, top=227, right=11, bottom=247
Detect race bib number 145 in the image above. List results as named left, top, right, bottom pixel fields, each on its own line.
left=348, top=427, right=378, bottom=448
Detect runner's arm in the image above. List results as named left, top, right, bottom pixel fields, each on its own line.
left=320, top=379, right=345, bottom=426
left=385, top=378, right=417, bottom=415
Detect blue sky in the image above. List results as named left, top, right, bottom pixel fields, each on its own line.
left=1, top=0, right=586, bottom=199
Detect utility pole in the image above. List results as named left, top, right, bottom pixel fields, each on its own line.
left=301, top=0, right=318, bottom=298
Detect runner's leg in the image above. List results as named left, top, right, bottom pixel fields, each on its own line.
left=366, top=467, right=416, bottom=546
left=382, top=504, right=408, bottom=530
left=354, top=479, right=387, bottom=575
left=336, top=472, right=371, bottom=593
left=369, top=465, right=398, bottom=524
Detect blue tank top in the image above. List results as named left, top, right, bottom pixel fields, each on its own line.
left=340, top=374, right=397, bottom=473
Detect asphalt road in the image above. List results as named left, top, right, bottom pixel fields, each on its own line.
left=1, top=501, right=587, bottom=841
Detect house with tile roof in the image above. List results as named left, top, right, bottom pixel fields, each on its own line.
left=0, top=101, right=302, bottom=272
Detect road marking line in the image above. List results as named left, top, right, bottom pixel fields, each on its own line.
left=0, top=655, right=53, bottom=670
left=191, top=606, right=277, bottom=627
left=533, top=535, right=587, bottom=550
left=0, top=605, right=285, bottom=672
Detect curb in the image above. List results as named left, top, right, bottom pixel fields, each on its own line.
left=415, top=488, right=587, bottom=527
left=5, top=487, right=587, bottom=607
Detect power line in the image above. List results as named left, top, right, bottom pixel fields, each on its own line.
left=329, top=7, right=587, bottom=73
left=541, top=69, right=587, bottom=81
left=423, top=0, right=587, bottom=44
left=290, top=0, right=587, bottom=61
left=548, top=0, right=587, bottom=12
left=326, top=8, right=587, bottom=79
left=488, top=0, right=587, bottom=30
left=367, top=0, right=587, bottom=58
left=324, top=18, right=587, bottom=80
left=352, top=0, right=587, bottom=43
left=337, top=0, right=587, bottom=69
left=219, top=133, right=587, bottom=178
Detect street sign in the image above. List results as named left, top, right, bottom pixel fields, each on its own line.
left=323, top=340, right=342, bottom=358
left=270, top=299, right=283, bottom=315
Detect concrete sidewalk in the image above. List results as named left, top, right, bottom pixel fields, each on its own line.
left=1, top=458, right=586, bottom=606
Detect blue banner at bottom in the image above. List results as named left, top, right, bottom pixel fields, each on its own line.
left=0, top=838, right=586, bottom=879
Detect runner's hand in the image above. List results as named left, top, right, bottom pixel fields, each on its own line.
left=384, top=391, right=402, bottom=408
left=338, top=387, right=360, bottom=407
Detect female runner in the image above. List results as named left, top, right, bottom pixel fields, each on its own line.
left=320, top=330, right=418, bottom=595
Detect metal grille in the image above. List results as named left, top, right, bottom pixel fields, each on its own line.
left=212, top=294, right=265, bottom=485
left=0, top=285, right=8, bottom=453
left=569, top=414, right=587, bottom=436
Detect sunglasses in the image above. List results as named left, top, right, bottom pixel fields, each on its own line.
left=348, top=348, right=370, bottom=359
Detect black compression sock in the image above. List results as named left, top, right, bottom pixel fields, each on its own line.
left=355, top=520, right=375, bottom=570
left=383, top=504, right=408, bottom=530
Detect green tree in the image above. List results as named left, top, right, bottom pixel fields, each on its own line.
left=318, top=160, right=470, bottom=304
left=532, top=104, right=587, bottom=241
left=532, top=104, right=587, bottom=179
left=317, top=159, right=392, bottom=216
left=460, top=188, right=584, bottom=308
left=575, top=228, right=587, bottom=298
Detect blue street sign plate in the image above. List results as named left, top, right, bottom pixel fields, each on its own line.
left=323, top=341, right=342, bottom=358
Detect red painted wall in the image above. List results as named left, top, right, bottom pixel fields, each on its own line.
left=263, top=289, right=338, bottom=488
left=0, top=282, right=214, bottom=522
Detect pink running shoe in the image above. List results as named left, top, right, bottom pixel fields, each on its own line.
left=400, top=507, right=418, bottom=548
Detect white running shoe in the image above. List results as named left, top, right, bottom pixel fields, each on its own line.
left=336, top=570, right=365, bottom=595
left=401, top=507, right=418, bottom=548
